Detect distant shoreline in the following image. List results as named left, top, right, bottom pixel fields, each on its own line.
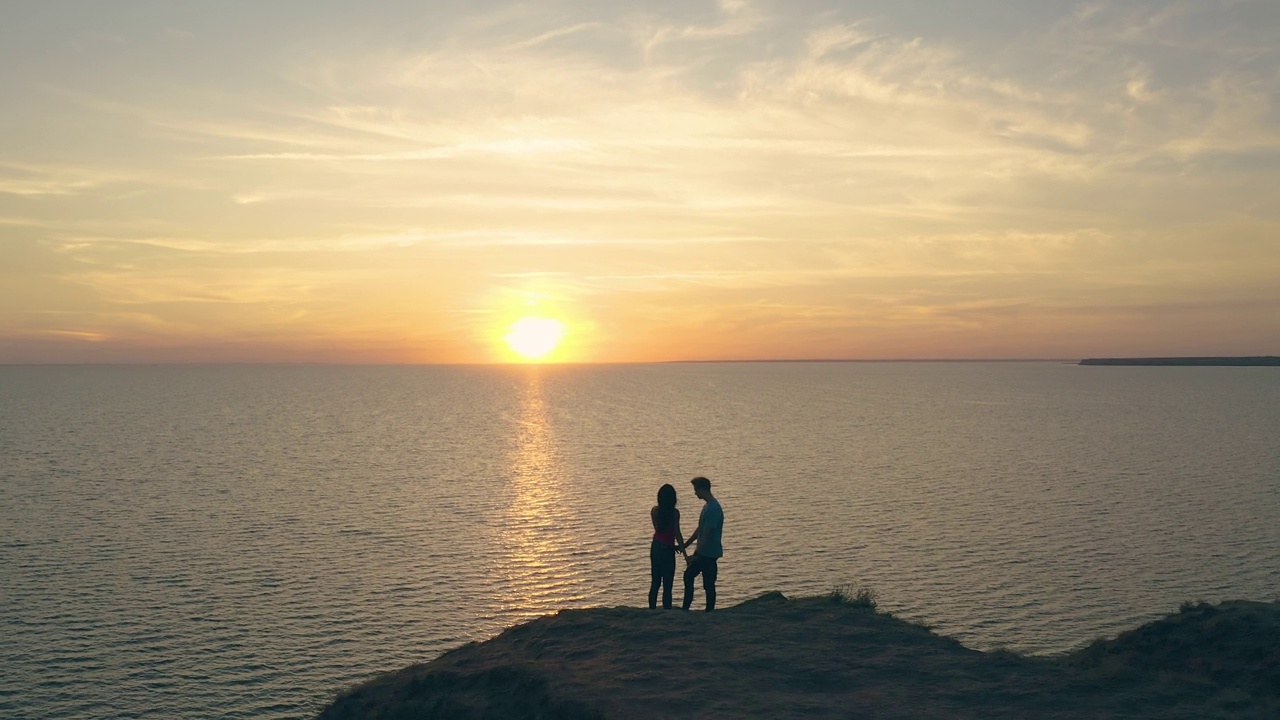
left=1079, top=356, right=1280, bottom=366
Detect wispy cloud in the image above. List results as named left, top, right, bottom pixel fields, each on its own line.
left=2, top=0, right=1277, bottom=361
left=212, top=138, right=594, bottom=162
left=0, top=162, right=139, bottom=197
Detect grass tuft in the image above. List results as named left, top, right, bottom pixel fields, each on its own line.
left=829, top=584, right=877, bottom=610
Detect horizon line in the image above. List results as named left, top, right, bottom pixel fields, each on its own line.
left=0, top=357, right=1184, bottom=367
left=2, top=355, right=1276, bottom=367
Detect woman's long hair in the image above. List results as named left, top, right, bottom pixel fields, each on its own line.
left=655, top=484, right=677, bottom=532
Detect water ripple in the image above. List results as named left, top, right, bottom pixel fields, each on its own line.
left=2, top=363, right=1278, bottom=718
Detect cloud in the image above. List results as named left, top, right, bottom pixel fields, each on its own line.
left=0, top=162, right=137, bottom=197
left=213, top=137, right=594, bottom=162
left=502, top=21, right=602, bottom=51
left=2, top=0, right=1278, bottom=361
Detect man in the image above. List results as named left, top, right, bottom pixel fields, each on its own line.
left=679, top=476, right=723, bottom=611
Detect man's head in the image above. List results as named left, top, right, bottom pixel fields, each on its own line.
left=691, top=476, right=712, bottom=500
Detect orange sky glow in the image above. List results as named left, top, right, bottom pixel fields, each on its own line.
left=2, top=1, right=1278, bottom=363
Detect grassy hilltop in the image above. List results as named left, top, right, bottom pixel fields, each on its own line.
left=317, top=592, right=1280, bottom=720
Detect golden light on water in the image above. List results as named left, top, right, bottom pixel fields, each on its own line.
left=497, top=371, right=586, bottom=614
left=503, top=318, right=567, bottom=362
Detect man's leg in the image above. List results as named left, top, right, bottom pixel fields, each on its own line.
left=703, top=558, right=718, bottom=611
left=682, top=557, right=704, bottom=610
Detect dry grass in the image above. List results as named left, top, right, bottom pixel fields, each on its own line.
left=317, top=595, right=1280, bottom=720
left=827, top=584, right=878, bottom=610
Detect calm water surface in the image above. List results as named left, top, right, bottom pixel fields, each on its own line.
left=2, top=363, right=1278, bottom=719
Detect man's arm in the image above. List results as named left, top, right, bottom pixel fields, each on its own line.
left=682, top=517, right=703, bottom=555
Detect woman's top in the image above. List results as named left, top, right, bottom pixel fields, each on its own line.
left=652, top=506, right=679, bottom=548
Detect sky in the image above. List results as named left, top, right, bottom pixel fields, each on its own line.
left=2, top=0, right=1278, bottom=363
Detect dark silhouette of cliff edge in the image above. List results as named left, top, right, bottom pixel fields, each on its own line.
left=316, top=593, right=1280, bottom=719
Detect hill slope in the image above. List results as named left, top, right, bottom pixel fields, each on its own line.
left=317, top=594, right=1280, bottom=719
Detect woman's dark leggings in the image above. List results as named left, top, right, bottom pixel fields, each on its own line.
left=649, top=541, right=676, bottom=609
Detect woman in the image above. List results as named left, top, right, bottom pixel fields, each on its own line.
left=649, top=483, right=686, bottom=609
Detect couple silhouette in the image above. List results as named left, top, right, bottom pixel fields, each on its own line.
left=649, top=476, right=724, bottom=611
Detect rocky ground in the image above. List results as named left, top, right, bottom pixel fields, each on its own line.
left=316, top=593, right=1280, bottom=719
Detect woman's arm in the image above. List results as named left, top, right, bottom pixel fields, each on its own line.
left=651, top=506, right=660, bottom=532
left=674, top=508, right=688, bottom=557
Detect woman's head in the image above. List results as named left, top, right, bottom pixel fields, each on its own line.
left=657, top=483, right=677, bottom=509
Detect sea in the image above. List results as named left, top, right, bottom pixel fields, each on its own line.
left=2, top=362, right=1278, bottom=719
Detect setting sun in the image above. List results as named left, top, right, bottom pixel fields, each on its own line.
left=504, top=318, right=566, bottom=361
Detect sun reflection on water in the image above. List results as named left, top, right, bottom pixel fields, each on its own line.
left=496, top=370, right=584, bottom=616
